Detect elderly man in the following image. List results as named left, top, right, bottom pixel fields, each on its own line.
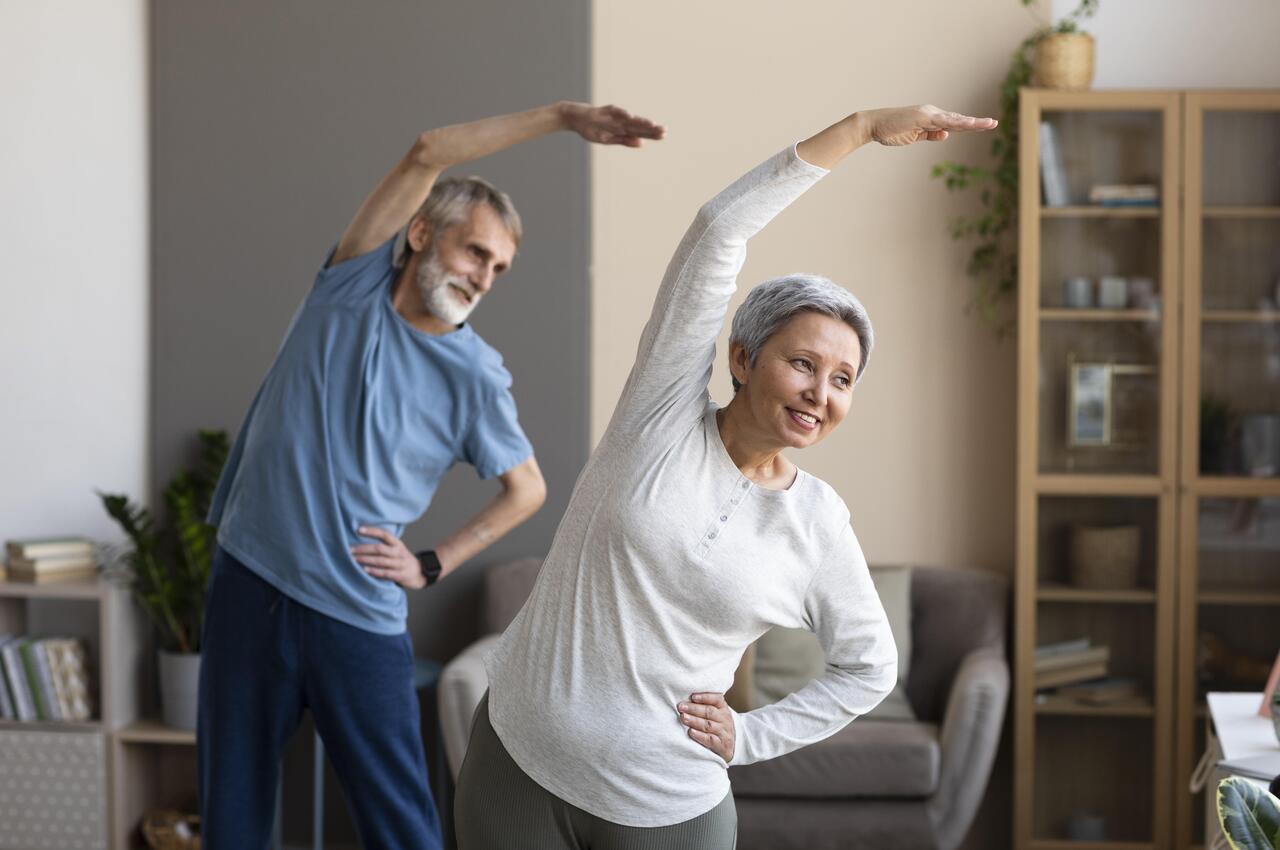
left=198, top=101, right=664, bottom=850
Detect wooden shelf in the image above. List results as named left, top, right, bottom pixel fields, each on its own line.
left=1202, top=309, right=1280, bottom=322
left=1041, top=205, right=1161, bottom=218
left=1030, top=840, right=1154, bottom=849
left=1034, top=694, right=1156, bottom=718
left=1034, top=474, right=1165, bottom=496
left=1198, top=588, right=1280, bottom=606
left=0, top=576, right=113, bottom=600
left=0, top=718, right=103, bottom=733
left=1202, top=206, right=1280, bottom=219
left=1041, top=309, right=1161, bottom=322
left=1193, top=477, right=1280, bottom=498
left=115, top=719, right=195, bottom=746
left=1037, top=584, right=1156, bottom=604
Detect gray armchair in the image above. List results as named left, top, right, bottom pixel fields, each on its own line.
left=438, top=561, right=1008, bottom=850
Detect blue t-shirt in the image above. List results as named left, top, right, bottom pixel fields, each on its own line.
left=208, top=236, right=532, bottom=634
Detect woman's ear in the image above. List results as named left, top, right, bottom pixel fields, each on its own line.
left=728, top=342, right=751, bottom=388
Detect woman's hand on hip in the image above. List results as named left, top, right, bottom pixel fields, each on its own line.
left=678, top=692, right=736, bottom=763
left=351, top=526, right=426, bottom=590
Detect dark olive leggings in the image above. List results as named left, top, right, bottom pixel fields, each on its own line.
left=455, top=693, right=737, bottom=850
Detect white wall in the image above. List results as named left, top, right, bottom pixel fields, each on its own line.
left=0, top=2, right=149, bottom=546
left=1051, top=0, right=1280, bottom=88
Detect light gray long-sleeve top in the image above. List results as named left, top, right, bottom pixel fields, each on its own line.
left=484, top=144, right=897, bottom=827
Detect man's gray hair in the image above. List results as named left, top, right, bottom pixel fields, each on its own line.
left=728, top=274, right=874, bottom=392
left=393, top=176, right=522, bottom=267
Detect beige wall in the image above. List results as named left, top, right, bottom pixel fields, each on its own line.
left=591, top=1, right=1037, bottom=572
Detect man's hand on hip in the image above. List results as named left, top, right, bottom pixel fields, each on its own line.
left=352, top=526, right=426, bottom=590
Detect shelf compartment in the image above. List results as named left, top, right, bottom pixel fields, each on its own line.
left=1038, top=218, right=1161, bottom=311
left=1202, top=110, right=1280, bottom=207
left=1033, top=714, right=1155, bottom=844
left=1202, top=310, right=1280, bottom=322
left=1193, top=608, right=1280, bottom=698
left=1035, top=475, right=1164, bottom=496
left=1036, top=496, right=1159, bottom=595
left=1200, top=218, right=1280, bottom=311
left=1038, top=322, right=1162, bottom=476
left=1203, top=206, right=1280, bottom=219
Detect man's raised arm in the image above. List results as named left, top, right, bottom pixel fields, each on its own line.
left=331, top=102, right=665, bottom=265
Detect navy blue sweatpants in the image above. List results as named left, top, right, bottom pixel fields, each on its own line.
left=197, top=546, right=440, bottom=850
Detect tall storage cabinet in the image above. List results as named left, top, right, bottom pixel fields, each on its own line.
left=1015, top=89, right=1280, bottom=850
left=1175, top=91, right=1280, bottom=850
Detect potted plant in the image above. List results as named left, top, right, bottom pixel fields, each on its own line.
left=1217, top=775, right=1280, bottom=849
left=100, top=428, right=229, bottom=730
left=930, top=0, right=1099, bottom=332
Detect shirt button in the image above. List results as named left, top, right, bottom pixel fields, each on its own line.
left=709, top=532, right=717, bottom=539
left=741, top=481, right=750, bottom=489
left=720, top=515, right=728, bottom=522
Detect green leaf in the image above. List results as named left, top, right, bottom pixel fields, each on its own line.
left=1217, top=776, right=1280, bottom=849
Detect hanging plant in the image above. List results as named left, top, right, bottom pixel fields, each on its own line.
left=931, top=0, right=1099, bottom=335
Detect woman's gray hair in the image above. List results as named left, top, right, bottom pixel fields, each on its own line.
left=728, top=274, right=874, bottom=392
left=394, top=176, right=522, bottom=267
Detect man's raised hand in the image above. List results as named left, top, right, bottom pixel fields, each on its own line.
left=561, top=103, right=666, bottom=148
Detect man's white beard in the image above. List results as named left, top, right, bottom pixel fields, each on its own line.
left=417, top=247, right=481, bottom=326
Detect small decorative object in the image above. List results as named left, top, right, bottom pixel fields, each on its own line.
left=1240, top=415, right=1280, bottom=478
left=1069, top=363, right=1112, bottom=445
left=1064, top=276, right=1094, bottom=308
left=1070, top=525, right=1140, bottom=590
left=1127, top=277, right=1156, bottom=310
left=1198, top=633, right=1276, bottom=690
left=1098, top=276, right=1128, bottom=309
left=1036, top=31, right=1096, bottom=90
left=141, top=810, right=200, bottom=850
left=1066, top=811, right=1107, bottom=841
left=1215, top=776, right=1280, bottom=850
left=1087, top=184, right=1159, bottom=207
left=100, top=429, right=229, bottom=730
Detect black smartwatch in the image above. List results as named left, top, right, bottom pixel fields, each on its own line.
left=415, top=549, right=443, bottom=587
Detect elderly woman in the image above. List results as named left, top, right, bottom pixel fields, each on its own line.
left=455, top=104, right=997, bottom=849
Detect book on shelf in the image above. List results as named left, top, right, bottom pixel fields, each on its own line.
left=1036, top=661, right=1109, bottom=690
left=5, top=537, right=94, bottom=561
left=1035, top=637, right=1091, bottom=659
left=1088, top=184, right=1159, bottom=207
left=5, top=566, right=100, bottom=584
left=4, top=550, right=100, bottom=584
left=1034, top=645, right=1110, bottom=673
left=1039, top=121, right=1071, bottom=207
left=0, top=635, right=93, bottom=723
left=1055, top=677, right=1142, bottom=706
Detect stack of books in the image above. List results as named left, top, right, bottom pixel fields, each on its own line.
left=1088, top=184, right=1159, bottom=207
left=1035, top=638, right=1110, bottom=689
left=4, top=537, right=98, bottom=583
left=0, top=634, right=94, bottom=723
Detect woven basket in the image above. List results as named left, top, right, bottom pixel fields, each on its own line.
left=1036, top=33, right=1095, bottom=90
left=141, top=810, right=200, bottom=850
left=1070, top=525, right=1140, bottom=590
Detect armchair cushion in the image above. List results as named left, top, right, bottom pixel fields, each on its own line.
left=730, top=719, right=940, bottom=799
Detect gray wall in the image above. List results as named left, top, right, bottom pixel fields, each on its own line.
left=152, top=1, right=589, bottom=842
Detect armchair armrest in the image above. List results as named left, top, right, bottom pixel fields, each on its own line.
left=925, top=645, right=1009, bottom=850
left=438, top=633, right=501, bottom=780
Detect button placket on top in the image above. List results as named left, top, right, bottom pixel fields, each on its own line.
left=696, top=478, right=752, bottom=556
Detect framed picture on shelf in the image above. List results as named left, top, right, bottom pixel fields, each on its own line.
left=1068, top=360, right=1159, bottom=449
left=1069, top=362, right=1112, bottom=446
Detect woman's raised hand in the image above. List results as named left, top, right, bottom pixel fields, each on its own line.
left=858, top=104, right=997, bottom=146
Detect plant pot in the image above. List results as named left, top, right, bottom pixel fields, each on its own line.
left=1036, top=33, right=1095, bottom=90
left=158, top=650, right=201, bottom=731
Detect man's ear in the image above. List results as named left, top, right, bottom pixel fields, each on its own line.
left=407, top=215, right=434, bottom=254
left=728, top=342, right=751, bottom=388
